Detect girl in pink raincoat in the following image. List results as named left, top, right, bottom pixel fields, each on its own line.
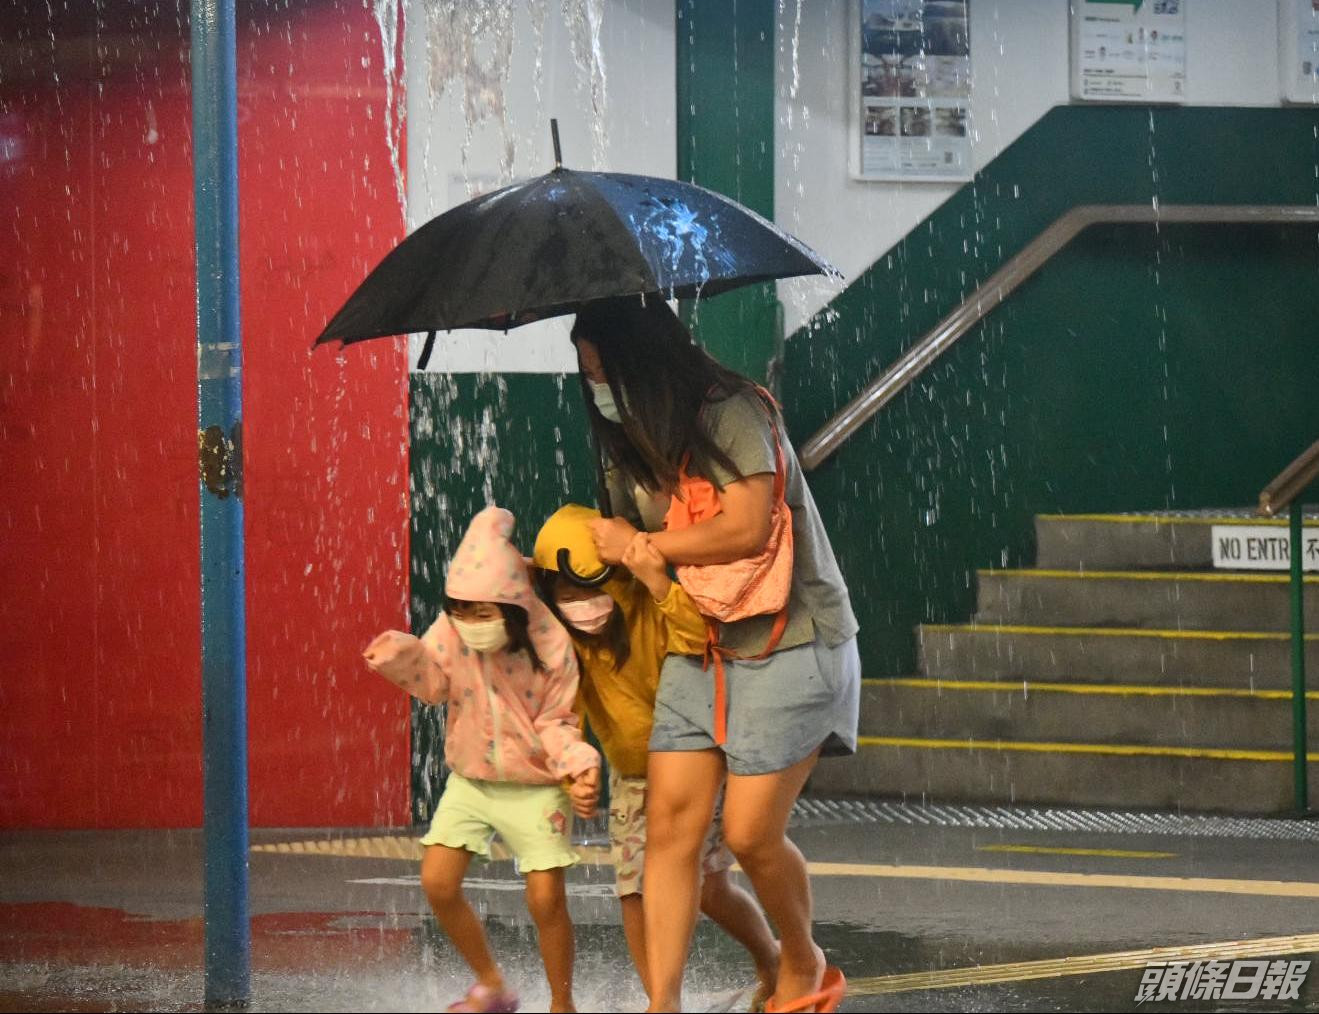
left=364, top=506, right=601, bottom=1014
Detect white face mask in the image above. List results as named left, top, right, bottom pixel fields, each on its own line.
left=450, top=616, right=510, bottom=654
left=590, top=381, right=623, bottom=424
left=558, top=593, right=615, bottom=635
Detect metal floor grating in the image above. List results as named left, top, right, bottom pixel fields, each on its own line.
left=792, top=797, right=1319, bottom=842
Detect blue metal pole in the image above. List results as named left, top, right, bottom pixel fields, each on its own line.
left=191, top=0, right=250, bottom=1005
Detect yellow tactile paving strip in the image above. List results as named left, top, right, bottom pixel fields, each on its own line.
left=253, top=837, right=1319, bottom=899
left=799, top=861, right=1319, bottom=899
left=849, top=931, right=1319, bottom=996
left=251, top=834, right=611, bottom=865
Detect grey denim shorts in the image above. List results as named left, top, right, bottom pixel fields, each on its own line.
left=649, top=635, right=861, bottom=776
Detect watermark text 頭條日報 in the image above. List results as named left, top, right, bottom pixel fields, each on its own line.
left=1136, top=959, right=1309, bottom=1003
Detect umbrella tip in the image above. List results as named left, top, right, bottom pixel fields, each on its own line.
left=550, top=118, right=562, bottom=170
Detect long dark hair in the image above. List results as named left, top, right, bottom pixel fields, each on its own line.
left=570, top=297, right=768, bottom=493
left=533, top=568, right=631, bottom=673
left=443, top=596, right=545, bottom=671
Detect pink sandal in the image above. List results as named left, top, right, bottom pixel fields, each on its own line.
left=446, top=982, right=520, bottom=1013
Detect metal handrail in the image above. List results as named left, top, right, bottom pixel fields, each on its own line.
left=1256, top=439, right=1317, bottom=815
left=801, top=204, right=1319, bottom=471
left=1259, top=437, right=1319, bottom=517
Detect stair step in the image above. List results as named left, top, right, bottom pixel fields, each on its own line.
left=809, top=737, right=1318, bottom=814
left=975, top=569, right=1319, bottom=632
left=1035, top=510, right=1318, bottom=571
left=918, top=623, right=1319, bottom=687
left=861, top=678, right=1319, bottom=750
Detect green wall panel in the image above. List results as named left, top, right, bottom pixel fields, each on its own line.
left=676, top=0, right=780, bottom=383
left=784, top=106, right=1319, bottom=675
left=408, top=372, right=599, bottom=819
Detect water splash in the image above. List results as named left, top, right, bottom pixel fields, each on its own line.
left=560, top=0, right=608, bottom=169
left=630, top=198, right=736, bottom=297
left=420, top=0, right=517, bottom=181
left=371, top=0, right=407, bottom=210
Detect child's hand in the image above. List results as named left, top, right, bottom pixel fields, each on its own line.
left=362, top=630, right=414, bottom=668
left=363, top=630, right=446, bottom=705
left=589, top=516, right=639, bottom=565
left=622, top=533, right=671, bottom=601
left=567, top=767, right=600, bottom=819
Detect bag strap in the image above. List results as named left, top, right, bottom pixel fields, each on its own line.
left=702, top=608, right=789, bottom=746
left=750, top=385, right=788, bottom=507
left=700, top=385, right=792, bottom=746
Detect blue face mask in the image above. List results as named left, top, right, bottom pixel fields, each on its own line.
left=590, top=381, right=624, bottom=424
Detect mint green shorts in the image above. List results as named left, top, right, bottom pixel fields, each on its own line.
left=420, top=772, right=579, bottom=873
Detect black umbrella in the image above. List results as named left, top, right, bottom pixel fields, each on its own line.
left=314, top=123, right=839, bottom=358
left=316, top=122, right=838, bottom=584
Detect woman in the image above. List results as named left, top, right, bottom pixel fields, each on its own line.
left=572, top=297, right=860, bottom=1013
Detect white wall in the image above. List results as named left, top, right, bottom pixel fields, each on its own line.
left=775, top=1, right=1287, bottom=336
left=398, top=1, right=1293, bottom=366
left=404, top=0, right=675, bottom=373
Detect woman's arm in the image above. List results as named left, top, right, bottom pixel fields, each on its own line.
left=590, top=472, right=774, bottom=566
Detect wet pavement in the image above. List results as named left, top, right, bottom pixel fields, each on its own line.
left=2, top=803, right=1318, bottom=1012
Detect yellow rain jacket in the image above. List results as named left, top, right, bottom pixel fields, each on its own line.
left=533, top=504, right=707, bottom=778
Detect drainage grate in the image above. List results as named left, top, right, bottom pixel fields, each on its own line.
left=791, top=797, right=1319, bottom=842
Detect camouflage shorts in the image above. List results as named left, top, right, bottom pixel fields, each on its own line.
left=608, top=769, right=734, bottom=898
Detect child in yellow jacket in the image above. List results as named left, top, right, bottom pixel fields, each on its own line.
left=533, top=504, right=779, bottom=1006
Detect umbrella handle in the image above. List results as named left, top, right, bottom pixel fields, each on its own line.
left=557, top=546, right=613, bottom=589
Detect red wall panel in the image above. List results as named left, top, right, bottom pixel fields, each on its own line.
left=0, top=0, right=410, bottom=828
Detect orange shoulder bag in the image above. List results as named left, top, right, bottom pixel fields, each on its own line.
left=662, top=388, right=794, bottom=744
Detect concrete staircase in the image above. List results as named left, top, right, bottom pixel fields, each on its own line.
left=811, top=510, right=1319, bottom=814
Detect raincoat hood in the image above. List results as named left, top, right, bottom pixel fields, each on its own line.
left=446, top=505, right=534, bottom=609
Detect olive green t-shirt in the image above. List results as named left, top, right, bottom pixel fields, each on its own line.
left=607, top=391, right=858, bottom=656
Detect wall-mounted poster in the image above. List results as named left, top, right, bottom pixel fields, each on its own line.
left=1279, top=0, right=1319, bottom=103
left=1070, top=0, right=1186, bottom=103
left=850, top=0, right=973, bottom=183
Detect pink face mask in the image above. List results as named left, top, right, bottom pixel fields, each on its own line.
left=558, top=593, right=614, bottom=635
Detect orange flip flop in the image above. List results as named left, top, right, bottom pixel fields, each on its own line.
left=765, top=966, right=847, bottom=1013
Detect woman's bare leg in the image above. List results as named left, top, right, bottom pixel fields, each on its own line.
left=699, top=869, right=780, bottom=999
left=721, top=748, right=823, bottom=1007
left=619, top=893, right=651, bottom=998
left=642, top=749, right=725, bottom=1012
left=419, top=845, right=505, bottom=991
left=525, top=868, right=576, bottom=1013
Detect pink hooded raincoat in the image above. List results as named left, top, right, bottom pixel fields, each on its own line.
left=364, top=506, right=599, bottom=784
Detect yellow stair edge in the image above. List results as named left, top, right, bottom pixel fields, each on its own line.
left=863, top=677, right=1319, bottom=701
left=920, top=622, right=1319, bottom=642
left=978, top=567, right=1319, bottom=585
left=1035, top=513, right=1301, bottom=527
left=856, top=735, right=1319, bottom=763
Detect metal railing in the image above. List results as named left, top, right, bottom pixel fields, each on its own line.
left=1258, top=438, right=1319, bottom=814
left=800, top=204, right=1319, bottom=472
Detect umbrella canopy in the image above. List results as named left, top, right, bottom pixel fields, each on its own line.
left=314, top=166, right=839, bottom=346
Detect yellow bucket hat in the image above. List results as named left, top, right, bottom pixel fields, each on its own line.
left=533, top=504, right=604, bottom=576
